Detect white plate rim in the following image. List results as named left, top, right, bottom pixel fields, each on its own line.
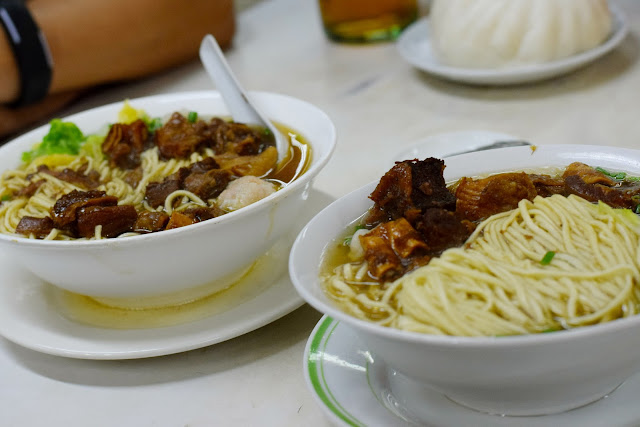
left=0, top=257, right=304, bottom=360
left=396, top=3, right=629, bottom=85
left=304, top=316, right=640, bottom=427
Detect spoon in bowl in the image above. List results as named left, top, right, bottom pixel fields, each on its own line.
left=199, top=34, right=288, bottom=162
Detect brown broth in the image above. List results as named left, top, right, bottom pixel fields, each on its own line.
left=267, top=123, right=313, bottom=185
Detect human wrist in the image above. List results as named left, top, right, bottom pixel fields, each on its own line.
left=0, top=24, right=19, bottom=102
left=0, top=0, right=53, bottom=107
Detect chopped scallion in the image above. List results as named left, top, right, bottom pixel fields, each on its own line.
left=540, top=251, right=555, bottom=265
left=187, top=111, right=198, bottom=123
left=147, top=117, right=163, bottom=133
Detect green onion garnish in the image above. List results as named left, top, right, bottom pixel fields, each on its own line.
left=187, top=111, right=198, bottom=123
left=147, top=117, right=163, bottom=133
left=540, top=251, right=556, bottom=265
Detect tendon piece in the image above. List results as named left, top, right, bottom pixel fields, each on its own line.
left=360, top=232, right=403, bottom=281
left=366, top=158, right=455, bottom=226
left=15, top=216, right=54, bottom=238
left=385, top=217, right=429, bottom=259
left=214, top=146, right=278, bottom=177
left=563, top=162, right=640, bottom=209
left=51, top=190, right=118, bottom=231
left=456, top=172, right=538, bottom=222
left=414, top=208, right=475, bottom=254
left=183, top=169, right=232, bottom=200
left=360, top=218, right=429, bottom=281
left=36, top=165, right=101, bottom=189
left=529, top=174, right=568, bottom=197
left=155, top=113, right=209, bottom=159
left=165, top=211, right=196, bottom=229
left=102, top=119, right=149, bottom=169
left=133, top=211, right=170, bottom=233
left=76, top=205, right=138, bottom=238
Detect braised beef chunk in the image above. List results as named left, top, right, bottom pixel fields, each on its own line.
left=409, top=158, right=456, bottom=211
left=563, top=162, right=640, bottom=209
left=183, top=169, right=231, bottom=200
left=367, top=158, right=455, bottom=226
left=210, top=119, right=269, bottom=156
left=187, top=157, right=220, bottom=174
left=529, top=174, right=567, bottom=198
left=155, top=113, right=209, bottom=159
left=124, top=167, right=143, bottom=188
left=15, top=179, right=46, bottom=197
left=133, top=211, right=170, bottom=233
left=456, top=172, right=538, bottom=222
left=76, top=205, right=137, bottom=238
left=181, top=206, right=222, bottom=222
left=414, top=209, right=475, bottom=254
left=145, top=157, right=231, bottom=207
left=51, top=190, right=118, bottom=231
left=36, top=165, right=101, bottom=189
left=145, top=179, right=181, bottom=208
left=102, top=119, right=149, bottom=169
left=15, top=216, right=54, bottom=238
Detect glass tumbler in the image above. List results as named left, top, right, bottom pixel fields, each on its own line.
left=318, top=0, right=418, bottom=43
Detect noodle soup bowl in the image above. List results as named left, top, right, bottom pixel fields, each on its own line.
left=290, top=144, right=640, bottom=417
left=0, top=91, right=336, bottom=305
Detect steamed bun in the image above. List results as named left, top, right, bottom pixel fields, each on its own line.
left=430, top=0, right=613, bottom=68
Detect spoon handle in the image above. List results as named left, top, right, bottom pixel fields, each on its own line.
left=199, top=35, right=266, bottom=125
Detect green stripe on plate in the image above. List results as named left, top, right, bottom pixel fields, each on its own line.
left=307, top=316, right=365, bottom=427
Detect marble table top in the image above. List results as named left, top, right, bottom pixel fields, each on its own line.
left=2, top=0, right=640, bottom=425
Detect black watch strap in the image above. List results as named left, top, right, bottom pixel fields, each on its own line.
left=0, top=0, right=52, bottom=107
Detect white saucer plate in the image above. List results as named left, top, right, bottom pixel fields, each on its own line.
left=392, top=130, right=524, bottom=165
left=396, top=5, right=628, bottom=86
left=305, top=316, right=640, bottom=427
left=0, top=188, right=333, bottom=360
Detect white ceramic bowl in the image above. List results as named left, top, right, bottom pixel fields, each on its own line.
left=290, top=144, right=640, bottom=417
left=0, top=91, right=336, bottom=302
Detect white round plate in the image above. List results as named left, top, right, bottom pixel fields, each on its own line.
left=0, top=188, right=333, bottom=360
left=305, top=316, right=640, bottom=427
left=396, top=5, right=628, bottom=86
left=392, top=130, right=525, bottom=165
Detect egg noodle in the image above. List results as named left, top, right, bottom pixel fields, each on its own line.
left=323, top=194, right=640, bottom=336
left=0, top=147, right=212, bottom=240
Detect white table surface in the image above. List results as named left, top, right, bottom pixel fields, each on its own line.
left=2, top=0, right=640, bottom=426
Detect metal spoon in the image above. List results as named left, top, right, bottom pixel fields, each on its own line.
left=199, top=34, right=288, bottom=161
left=443, top=140, right=531, bottom=158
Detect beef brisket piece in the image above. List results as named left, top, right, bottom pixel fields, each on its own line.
left=76, top=205, right=138, bottom=238
left=563, top=162, right=640, bottom=209
left=455, top=172, right=538, bottom=222
left=51, top=190, right=118, bottom=231
left=15, top=216, right=54, bottom=238
left=155, top=113, right=209, bottom=159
